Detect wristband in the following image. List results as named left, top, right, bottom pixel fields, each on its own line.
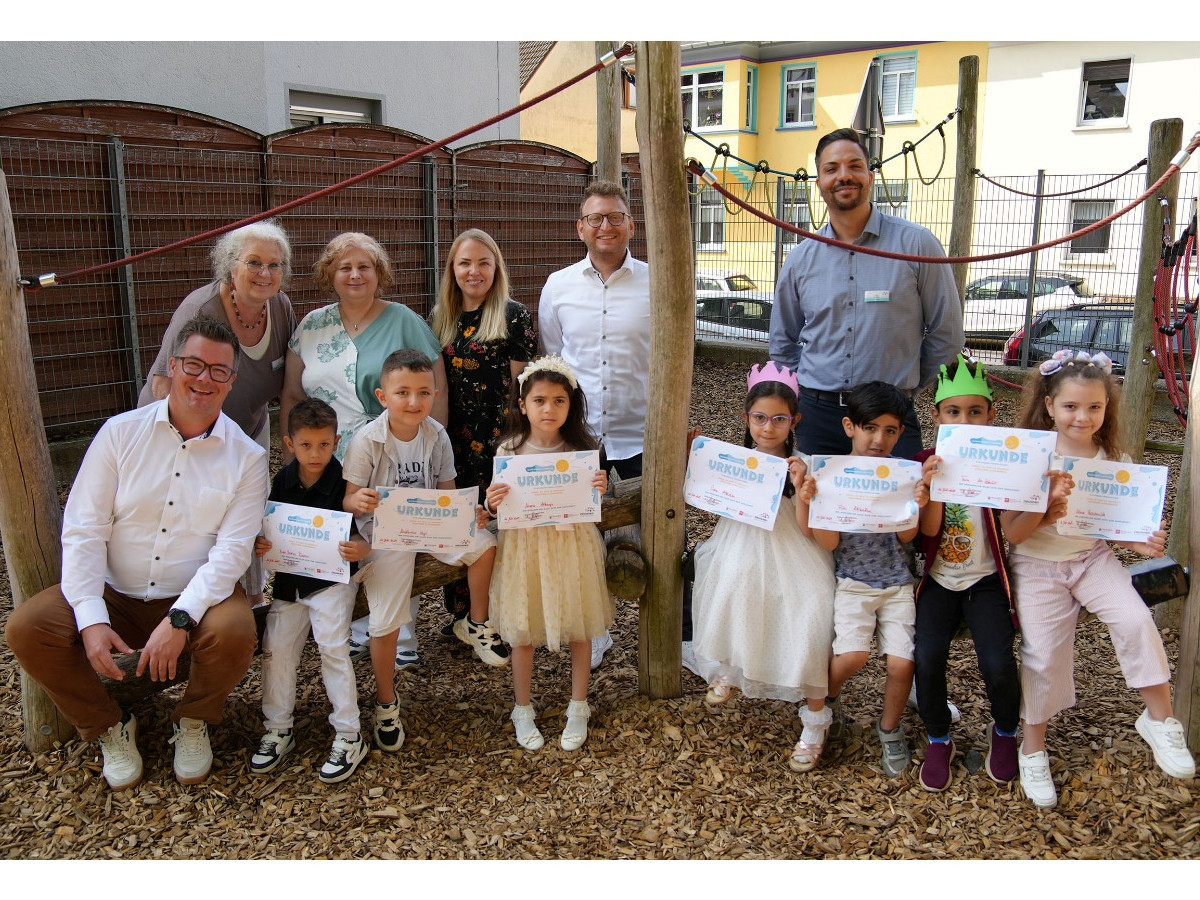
left=482, top=497, right=496, bottom=517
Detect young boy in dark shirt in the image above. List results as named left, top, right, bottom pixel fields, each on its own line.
left=249, top=398, right=371, bottom=784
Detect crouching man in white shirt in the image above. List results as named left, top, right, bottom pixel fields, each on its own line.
left=6, top=315, right=267, bottom=790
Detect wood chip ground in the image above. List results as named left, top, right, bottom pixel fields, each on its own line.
left=0, top=359, right=1196, bottom=859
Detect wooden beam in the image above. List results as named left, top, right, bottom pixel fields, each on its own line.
left=595, top=42, right=622, bottom=183
left=634, top=42, right=693, bottom=699
left=1120, top=118, right=1183, bottom=461
left=0, top=169, right=74, bottom=751
left=949, top=55, right=978, bottom=305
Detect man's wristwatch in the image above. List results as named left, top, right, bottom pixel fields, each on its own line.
left=168, top=608, right=196, bottom=632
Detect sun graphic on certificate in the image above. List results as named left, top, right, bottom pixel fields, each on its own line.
left=876, top=465, right=890, bottom=478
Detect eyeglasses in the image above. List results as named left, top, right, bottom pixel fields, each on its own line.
left=237, top=258, right=284, bottom=274
left=748, top=412, right=794, bottom=428
left=579, top=212, right=631, bottom=228
left=173, top=356, right=235, bottom=383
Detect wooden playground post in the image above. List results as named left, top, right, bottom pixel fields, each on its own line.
left=949, top=55, right=979, bottom=305
left=1120, top=118, right=1183, bottom=461
left=0, top=169, right=73, bottom=751
left=633, top=41, right=693, bottom=698
left=595, top=41, right=623, bottom=183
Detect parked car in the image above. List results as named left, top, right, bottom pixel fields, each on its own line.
left=1002, top=302, right=1192, bottom=374
left=696, top=268, right=760, bottom=293
left=963, top=271, right=1094, bottom=338
left=695, top=293, right=772, bottom=344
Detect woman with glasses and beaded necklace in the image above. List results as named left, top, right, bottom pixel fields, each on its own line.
left=281, top=231, right=447, bottom=671
left=138, top=219, right=297, bottom=454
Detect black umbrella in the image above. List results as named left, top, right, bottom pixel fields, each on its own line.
left=851, top=56, right=885, bottom=166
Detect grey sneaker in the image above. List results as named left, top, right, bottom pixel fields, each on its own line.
left=249, top=728, right=295, bottom=774
left=170, top=717, right=213, bottom=785
left=97, top=712, right=143, bottom=791
left=876, top=721, right=911, bottom=777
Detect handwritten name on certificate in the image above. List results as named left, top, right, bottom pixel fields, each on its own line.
left=931, top=424, right=1056, bottom=511
left=808, top=455, right=921, bottom=533
left=492, top=451, right=601, bottom=529
left=1056, top=457, right=1167, bottom=541
left=262, top=502, right=352, bottom=584
left=372, top=486, right=478, bottom=552
left=683, top=437, right=787, bottom=531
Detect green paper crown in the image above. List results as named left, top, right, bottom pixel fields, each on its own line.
left=934, top=353, right=993, bottom=404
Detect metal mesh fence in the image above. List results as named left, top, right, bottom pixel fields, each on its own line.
left=688, top=167, right=1197, bottom=355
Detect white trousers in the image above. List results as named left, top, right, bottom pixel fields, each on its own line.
left=261, top=581, right=360, bottom=736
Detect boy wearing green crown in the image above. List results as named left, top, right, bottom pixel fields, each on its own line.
left=912, top=353, right=1021, bottom=792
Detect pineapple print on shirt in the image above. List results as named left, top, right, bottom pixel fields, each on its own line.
left=938, top=503, right=975, bottom=568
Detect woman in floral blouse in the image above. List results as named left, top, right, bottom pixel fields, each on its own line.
left=429, top=229, right=537, bottom=627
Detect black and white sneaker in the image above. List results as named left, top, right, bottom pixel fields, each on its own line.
left=319, top=733, right=369, bottom=784
left=373, top=702, right=405, bottom=752
left=453, top=617, right=511, bottom=667
left=249, top=728, right=295, bottom=774
left=348, top=638, right=369, bottom=663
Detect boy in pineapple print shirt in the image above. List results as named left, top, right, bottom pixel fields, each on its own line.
left=912, top=353, right=1021, bottom=792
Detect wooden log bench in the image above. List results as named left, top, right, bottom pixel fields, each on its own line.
left=101, top=477, right=647, bottom=708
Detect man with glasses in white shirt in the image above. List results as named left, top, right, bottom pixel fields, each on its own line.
left=7, top=315, right=268, bottom=790
left=539, top=180, right=696, bottom=671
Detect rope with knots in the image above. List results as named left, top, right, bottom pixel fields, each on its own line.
left=15, top=44, right=636, bottom=292
left=686, top=130, right=1200, bottom=266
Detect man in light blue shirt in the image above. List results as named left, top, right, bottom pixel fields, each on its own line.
left=769, top=128, right=963, bottom=459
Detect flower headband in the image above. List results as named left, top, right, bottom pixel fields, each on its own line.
left=517, top=354, right=578, bottom=390
left=1038, top=349, right=1113, bottom=377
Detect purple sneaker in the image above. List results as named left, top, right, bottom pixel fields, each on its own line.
left=919, top=738, right=954, bottom=792
left=985, top=723, right=1019, bottom=783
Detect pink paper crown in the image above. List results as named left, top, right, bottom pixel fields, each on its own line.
left=747, top=361, right=799, bottom=395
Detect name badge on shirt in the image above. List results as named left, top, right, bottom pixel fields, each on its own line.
left=864, top=290, right=890, bottom=303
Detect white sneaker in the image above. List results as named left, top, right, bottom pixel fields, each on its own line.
left=1018, top=746, right=1057, bottom=808
left=170, top=717, right=213, bottom=785
left=681, top=640, right=702, bottom=677
left=590, top=632, right=614, bottom=670
left=511, top=704, right=544, bottom=751
left=319, top=733, right=369, bottom=784
left=249, top=728, right=295, bottom=774
left=906, top=682, right=961, bottom=724
left=561, top=699, right=590, bottom=751
left=97, top=713, right=143, bottom=791
left=453, top=617, right=511, bottom=667
left=372, top=702, right=405, bottom=752
left=1135, top=709, right=1196, bottom=778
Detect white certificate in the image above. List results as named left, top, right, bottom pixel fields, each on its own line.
left=808, top=455, right=921, bottom=533
left=492, top=450, right=601, bottom=529
left=1056, top=457, right=1168, bottom=541
left=931, top=424, right=1057, bottom=512
left=261, top=501, right=352, bottom=584
left=371, top=486, right=478, bottom=551
left=683, top=436, right=788, bottom=531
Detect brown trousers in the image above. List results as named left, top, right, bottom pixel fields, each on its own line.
left=5, top=583, right=256, bottom=740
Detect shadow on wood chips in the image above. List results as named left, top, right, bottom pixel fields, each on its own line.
left=0, top=358, right=1196, bottom=859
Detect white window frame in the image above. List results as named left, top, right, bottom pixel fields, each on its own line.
left=695, top=187, right=725, bottom=251
left=880, top=53, right=916, bottom=123
left=780, top=63, right=817, bottom=129
left=682, top=67, right=725, bottom=131
left=289, top=90, right=378, bottom=128
left=1076, top=57, right=1132, bottom=128
left=780, top=182, right=813, bottom=246
left=744, top=65, right=757, bottom=131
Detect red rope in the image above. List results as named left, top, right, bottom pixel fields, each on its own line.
left=688, top=132, right=1200, bottom=266
left=29, top=45, right=634, bottom=289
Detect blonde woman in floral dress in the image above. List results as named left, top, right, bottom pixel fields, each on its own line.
left=429, top=229, right=537, bottom=634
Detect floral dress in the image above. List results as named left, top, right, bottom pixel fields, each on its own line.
left=439, top=299, right=536, bottom=618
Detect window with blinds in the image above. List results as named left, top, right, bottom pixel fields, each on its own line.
left=880, top=54, right=916, bottom=122
left=1079, top=59, right=1131, bottom=125
left=1069, top=200, right=1114, bottom=254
